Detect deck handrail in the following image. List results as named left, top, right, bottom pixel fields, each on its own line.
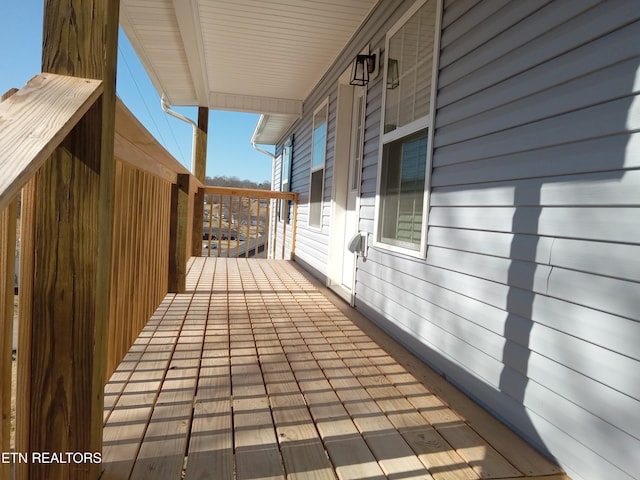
left=1, top=73, right=203, bottom=472
left=0, top=73, right=103, bottom=212
left=201, top=185, right=298, bottom=260
left=114, top=96, right=202, bottom=187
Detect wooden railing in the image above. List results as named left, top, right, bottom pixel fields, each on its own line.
left=0, top=75, right=104, bottom=479
left=201, top=186, right=298, bottom=260
left=0, top=74, right=298, bottom=480
left=107, top=97, right=201, bottom=378
left=0, top=74, right=199, bottom=478
left=0, top=73, right=299, bottom=479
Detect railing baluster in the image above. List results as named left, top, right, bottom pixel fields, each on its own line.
left=236, top=196, right=242, bottom=258
left=0, top=198, right=17, bottom=479
left=207, top=197, right=213, bottom=257
left=1, top=89, right=18, bottom=473
left=226, top=195, right=232, bottom=254
left=254, top=199, right=260, bottom=258
left=217, top=195, right=223, bottom=255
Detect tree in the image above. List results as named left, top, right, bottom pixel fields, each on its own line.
left=204, top=175, right=271, bottom=190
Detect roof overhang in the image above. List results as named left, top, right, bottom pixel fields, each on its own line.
left=120, top=0, right=379, bottom=144
left=251, top=113, right=300, bottom=147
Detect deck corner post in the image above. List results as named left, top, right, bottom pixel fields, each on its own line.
left=15, top=0, right=120, bottom=478
left=169, top=173, right=191, bottom=293
left=192, top=186, right=205, bottom=257
left=290, top=192, right=299, bottom=260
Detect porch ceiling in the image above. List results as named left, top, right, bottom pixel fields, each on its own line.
left=120, top=0, right=379, bottom=144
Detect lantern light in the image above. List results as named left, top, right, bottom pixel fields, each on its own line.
left=349, top=53, right=376, bottom=86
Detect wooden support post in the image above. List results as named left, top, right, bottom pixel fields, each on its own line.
left=15, top=1, right=120, bottom=479
left=272, top=199, right=280, bottom=259
left=169, top=173, right=190, bottom=293
left=281, top=203, right=288, bottom=260
left=195, top=107, right=208, bottom=182
left=192, top=187, right=205, bottom=256
left=191, top=107, right=208, bottom=256
left=290, top=193, right=299, bottom=260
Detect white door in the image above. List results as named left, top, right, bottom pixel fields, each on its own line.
left=341, top=88, right=365, bottom=289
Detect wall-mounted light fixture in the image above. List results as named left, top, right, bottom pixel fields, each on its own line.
left=349, top=53, right=376, bottom=86
left=387, top=58, right=399, bottom=89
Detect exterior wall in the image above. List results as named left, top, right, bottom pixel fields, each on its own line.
left=279, top=1, right=413, bottom=279
left=286, top=111, right=330, bottom=275
left=276, top=1, right=640, bottom=480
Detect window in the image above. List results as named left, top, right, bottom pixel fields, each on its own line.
left=379, top=129, right=427, bottom=246
left=280, top=135, right=293, bottom=222
left=309, top=101, right=328, bottom=228
left=376, top=0, right=438, bottom=253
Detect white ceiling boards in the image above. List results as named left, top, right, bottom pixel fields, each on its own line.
left=120, top=0, right=378, bottom=143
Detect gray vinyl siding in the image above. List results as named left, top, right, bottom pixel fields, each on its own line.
left=358, top=70, right=383, bottom=236
left=274, top=1, right=640, bottom=480
left=280, top=0, right=414, bottom=277
left=275, top=95, right=336, bottom=275
left=355, top=1, right=640, bottom=480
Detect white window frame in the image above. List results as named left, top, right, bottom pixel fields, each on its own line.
left=280, top=135, right=293, bottom=222
left=308, top=99, right=329, bottom=229
left=373, top=0, right=442, bottom=258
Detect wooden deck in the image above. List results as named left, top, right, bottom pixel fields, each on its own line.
left=101, top=258, right=568, bottom=480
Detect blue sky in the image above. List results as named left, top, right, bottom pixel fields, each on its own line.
left=0, top=0, right=275, bottom=184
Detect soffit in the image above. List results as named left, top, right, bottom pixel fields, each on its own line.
left=120, top=0, right=377, bottom=118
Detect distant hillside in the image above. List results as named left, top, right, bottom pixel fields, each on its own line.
left=205, top=175, right=271, bottom=190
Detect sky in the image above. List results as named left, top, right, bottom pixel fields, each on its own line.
left=0, top=0, right=275, bottom=184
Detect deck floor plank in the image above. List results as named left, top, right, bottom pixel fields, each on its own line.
left=248, top=261, right=388, bottom=480
left=102, top=258, right=568, bottom=480
left=230, top=261, right=286, bottom=480
left=184, top=259, right=235, bottom=480
left=128, top=299, right=199, bottom=480
left=101, top=297, right=182, bottom=479
left=338, top=349, right=521, bottom=479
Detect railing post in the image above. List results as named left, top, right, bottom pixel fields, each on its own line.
left=192, top=187, right=205, bottom=256
left=281, top=200, right=288, bottom=260
left=169, top=173, right=190, bottom=293
left=273, top=198, right=280, bottom=259
left=15, top=1, right=120, bottom=478
left=290, top=193, right=299, bottom=260
left=264, top=199, right=270, bottom=259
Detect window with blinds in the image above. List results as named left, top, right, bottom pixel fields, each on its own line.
left=309, top=102, right=328, bottom=228
left=376, top=0, right=438, bottom=253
